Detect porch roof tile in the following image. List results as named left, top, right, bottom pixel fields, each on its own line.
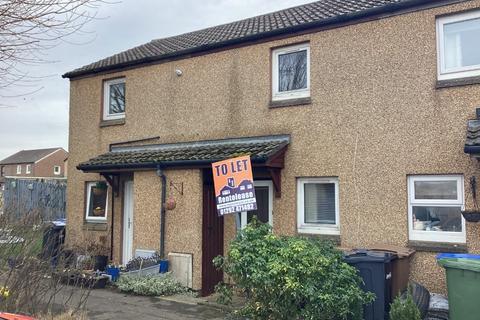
left=465, top=120, right=480, bottom=154
left=77, top=135, right=290, bottom=171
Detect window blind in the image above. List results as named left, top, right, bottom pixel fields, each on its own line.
left=304, top=183, right=336, bottom=225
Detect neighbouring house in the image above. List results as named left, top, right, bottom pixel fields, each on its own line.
left=0, top=148, right=69, bottom=181
left=63, top=0, right=480, bottom=295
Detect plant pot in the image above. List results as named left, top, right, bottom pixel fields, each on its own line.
left=461, top=210, right=480, bottom=223
left=94, top=255, right=108, bottom=271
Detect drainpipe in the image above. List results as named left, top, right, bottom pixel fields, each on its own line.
left=156, top=165, right=167, bottom=258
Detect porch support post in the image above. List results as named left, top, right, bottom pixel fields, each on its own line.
left=268, top=167, right=282, bottom=198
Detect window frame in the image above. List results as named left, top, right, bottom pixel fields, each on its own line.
left=16, top=165, right=21, bottom=174
left=103, top=78, right=126, bottom=121
left=85, top=181, right=108, bottom=222
left=437, top=10, right=480, bottom=80
left=25, top=164, right=31, bottom=174
left=240, top=180, right=274, bottom=229
left=272, top=43, right=311, bottom=101
left=53, top=165, right=61, bottom=175
left=407, top=175, right=466, bottom=243
left=297, top=177, right=340, bottom=235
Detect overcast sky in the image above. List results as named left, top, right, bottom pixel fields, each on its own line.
left=0, top=0, right=313, bottom=160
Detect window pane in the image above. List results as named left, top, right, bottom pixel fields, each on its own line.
left=412, top=206, right=462, bottom=232
left=247, top=186, right=269, bottom=224
left=109, top=82, right=125, bottom=114
left=88, top=185, right=107, bottom=218
left=304, top=183, right=336, bottom=225
left=414, top=180, right=457, bottom=200
left=278, top=50, right=307, bottom=92
left=444, top=18, right=480, bottom=69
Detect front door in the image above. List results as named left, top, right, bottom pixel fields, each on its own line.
left=202, top=184, right=224, bottom=296
left=123, top=180, right=134, bottom=265
left=240, top=180, right=273, bottom=228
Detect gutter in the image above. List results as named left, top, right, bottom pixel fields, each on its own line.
left=464, top=145, right=480, bottom=155
left=63, top=0, right=466, bottom=79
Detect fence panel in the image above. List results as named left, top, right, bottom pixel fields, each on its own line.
left=2, top=178, right=66, bottom=221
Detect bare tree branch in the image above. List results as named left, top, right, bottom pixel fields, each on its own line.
left=0, top=0, right=111, bottom=89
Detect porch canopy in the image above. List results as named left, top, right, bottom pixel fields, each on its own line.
left=465, top=119, right=480, bottom=156
left=77, top=134, right=290, bottom=197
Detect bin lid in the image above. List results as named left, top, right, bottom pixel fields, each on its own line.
left=436, top=253, right=480, bottom=260
left=344, top=249, right=395, bottom=263
left=437, top=258, right=480, bottom=273
left=51, top=219, right=66, bottom=227
left=367, top=244, right=415, bottom=258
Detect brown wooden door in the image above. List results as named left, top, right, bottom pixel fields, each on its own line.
left=201, top=184, right=224, bottom=296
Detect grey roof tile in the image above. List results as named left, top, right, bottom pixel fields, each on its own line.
left=466, top=120, right=480, bottom=146
left=78, top=135, right=290, bottom=171
left=63, top=0, right=436, bottom=78
left=0, top=148, right=65, bottom=165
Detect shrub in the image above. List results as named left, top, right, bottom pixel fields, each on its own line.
left=389, top=289, right=421, bottom=320
left=116, top=273, right=188, bottom=296
left=214, top=219, right=374, bottom=320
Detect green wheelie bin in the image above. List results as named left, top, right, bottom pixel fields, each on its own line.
left=437, top=253, right=480, bottom=320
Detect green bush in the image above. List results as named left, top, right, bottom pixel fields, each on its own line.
left=213, top=219, right=374, bottom=320
left=116, top=273, right=188, bottom=296
left=389, top=290, right=421, bottom=320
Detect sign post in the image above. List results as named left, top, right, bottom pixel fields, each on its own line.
left=211, top=155, right=257, bottom=216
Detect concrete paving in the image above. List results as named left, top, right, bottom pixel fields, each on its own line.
left=60, top=288, right=227, bottom=320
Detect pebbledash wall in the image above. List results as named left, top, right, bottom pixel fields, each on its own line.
left=67, top=0, right=480, bottom=293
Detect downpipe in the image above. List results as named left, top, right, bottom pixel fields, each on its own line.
left=156, top=166, right=167, bottom=258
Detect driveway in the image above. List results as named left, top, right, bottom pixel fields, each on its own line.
left=57, top=288, right=227, bottom=320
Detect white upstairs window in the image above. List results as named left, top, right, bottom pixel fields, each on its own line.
left=103, top=78, right=126, bottom=120
left=437, top=10, right=480, bottom=80
left=272, top=43, right=310, bottom=101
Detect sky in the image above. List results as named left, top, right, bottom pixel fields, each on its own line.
left=0, top=0, right=313, bottom=160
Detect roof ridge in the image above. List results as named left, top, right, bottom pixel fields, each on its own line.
left=63, top=0, right=465, bottom=79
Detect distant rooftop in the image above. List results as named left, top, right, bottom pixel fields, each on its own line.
left=63, top=0, right=461, bottom=79
left=0, top=148, right=66, bottom=165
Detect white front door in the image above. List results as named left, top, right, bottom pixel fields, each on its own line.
left=240, top=180, right=273, bottom=228
left=123, top=180, right=134, bottom=265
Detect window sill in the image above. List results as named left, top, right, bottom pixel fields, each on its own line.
left=436, top=76, right=480, bottom=89
left=269, top=97, right=311, bottom=108
left=298, top=227, right=340, bottom=236
left=83, top=221, right=108, bottom=231
left=100, top=118, right=125, bottom=127
left=408, top=240, right=467, bottom=253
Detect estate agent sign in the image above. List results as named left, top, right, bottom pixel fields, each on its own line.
left=212, top=155, right=257, bottom=216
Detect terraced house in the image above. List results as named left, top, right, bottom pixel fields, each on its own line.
left=64, top=0, right=480, bottom=295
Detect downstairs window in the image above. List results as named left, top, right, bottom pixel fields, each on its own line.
left=408, top=175, right=465, bottom=243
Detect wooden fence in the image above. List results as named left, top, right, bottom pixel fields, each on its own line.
left=2, top=178, right=66, bottom=221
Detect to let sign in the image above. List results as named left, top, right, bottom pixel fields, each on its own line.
left=212, top=155, right=257, bottom=216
